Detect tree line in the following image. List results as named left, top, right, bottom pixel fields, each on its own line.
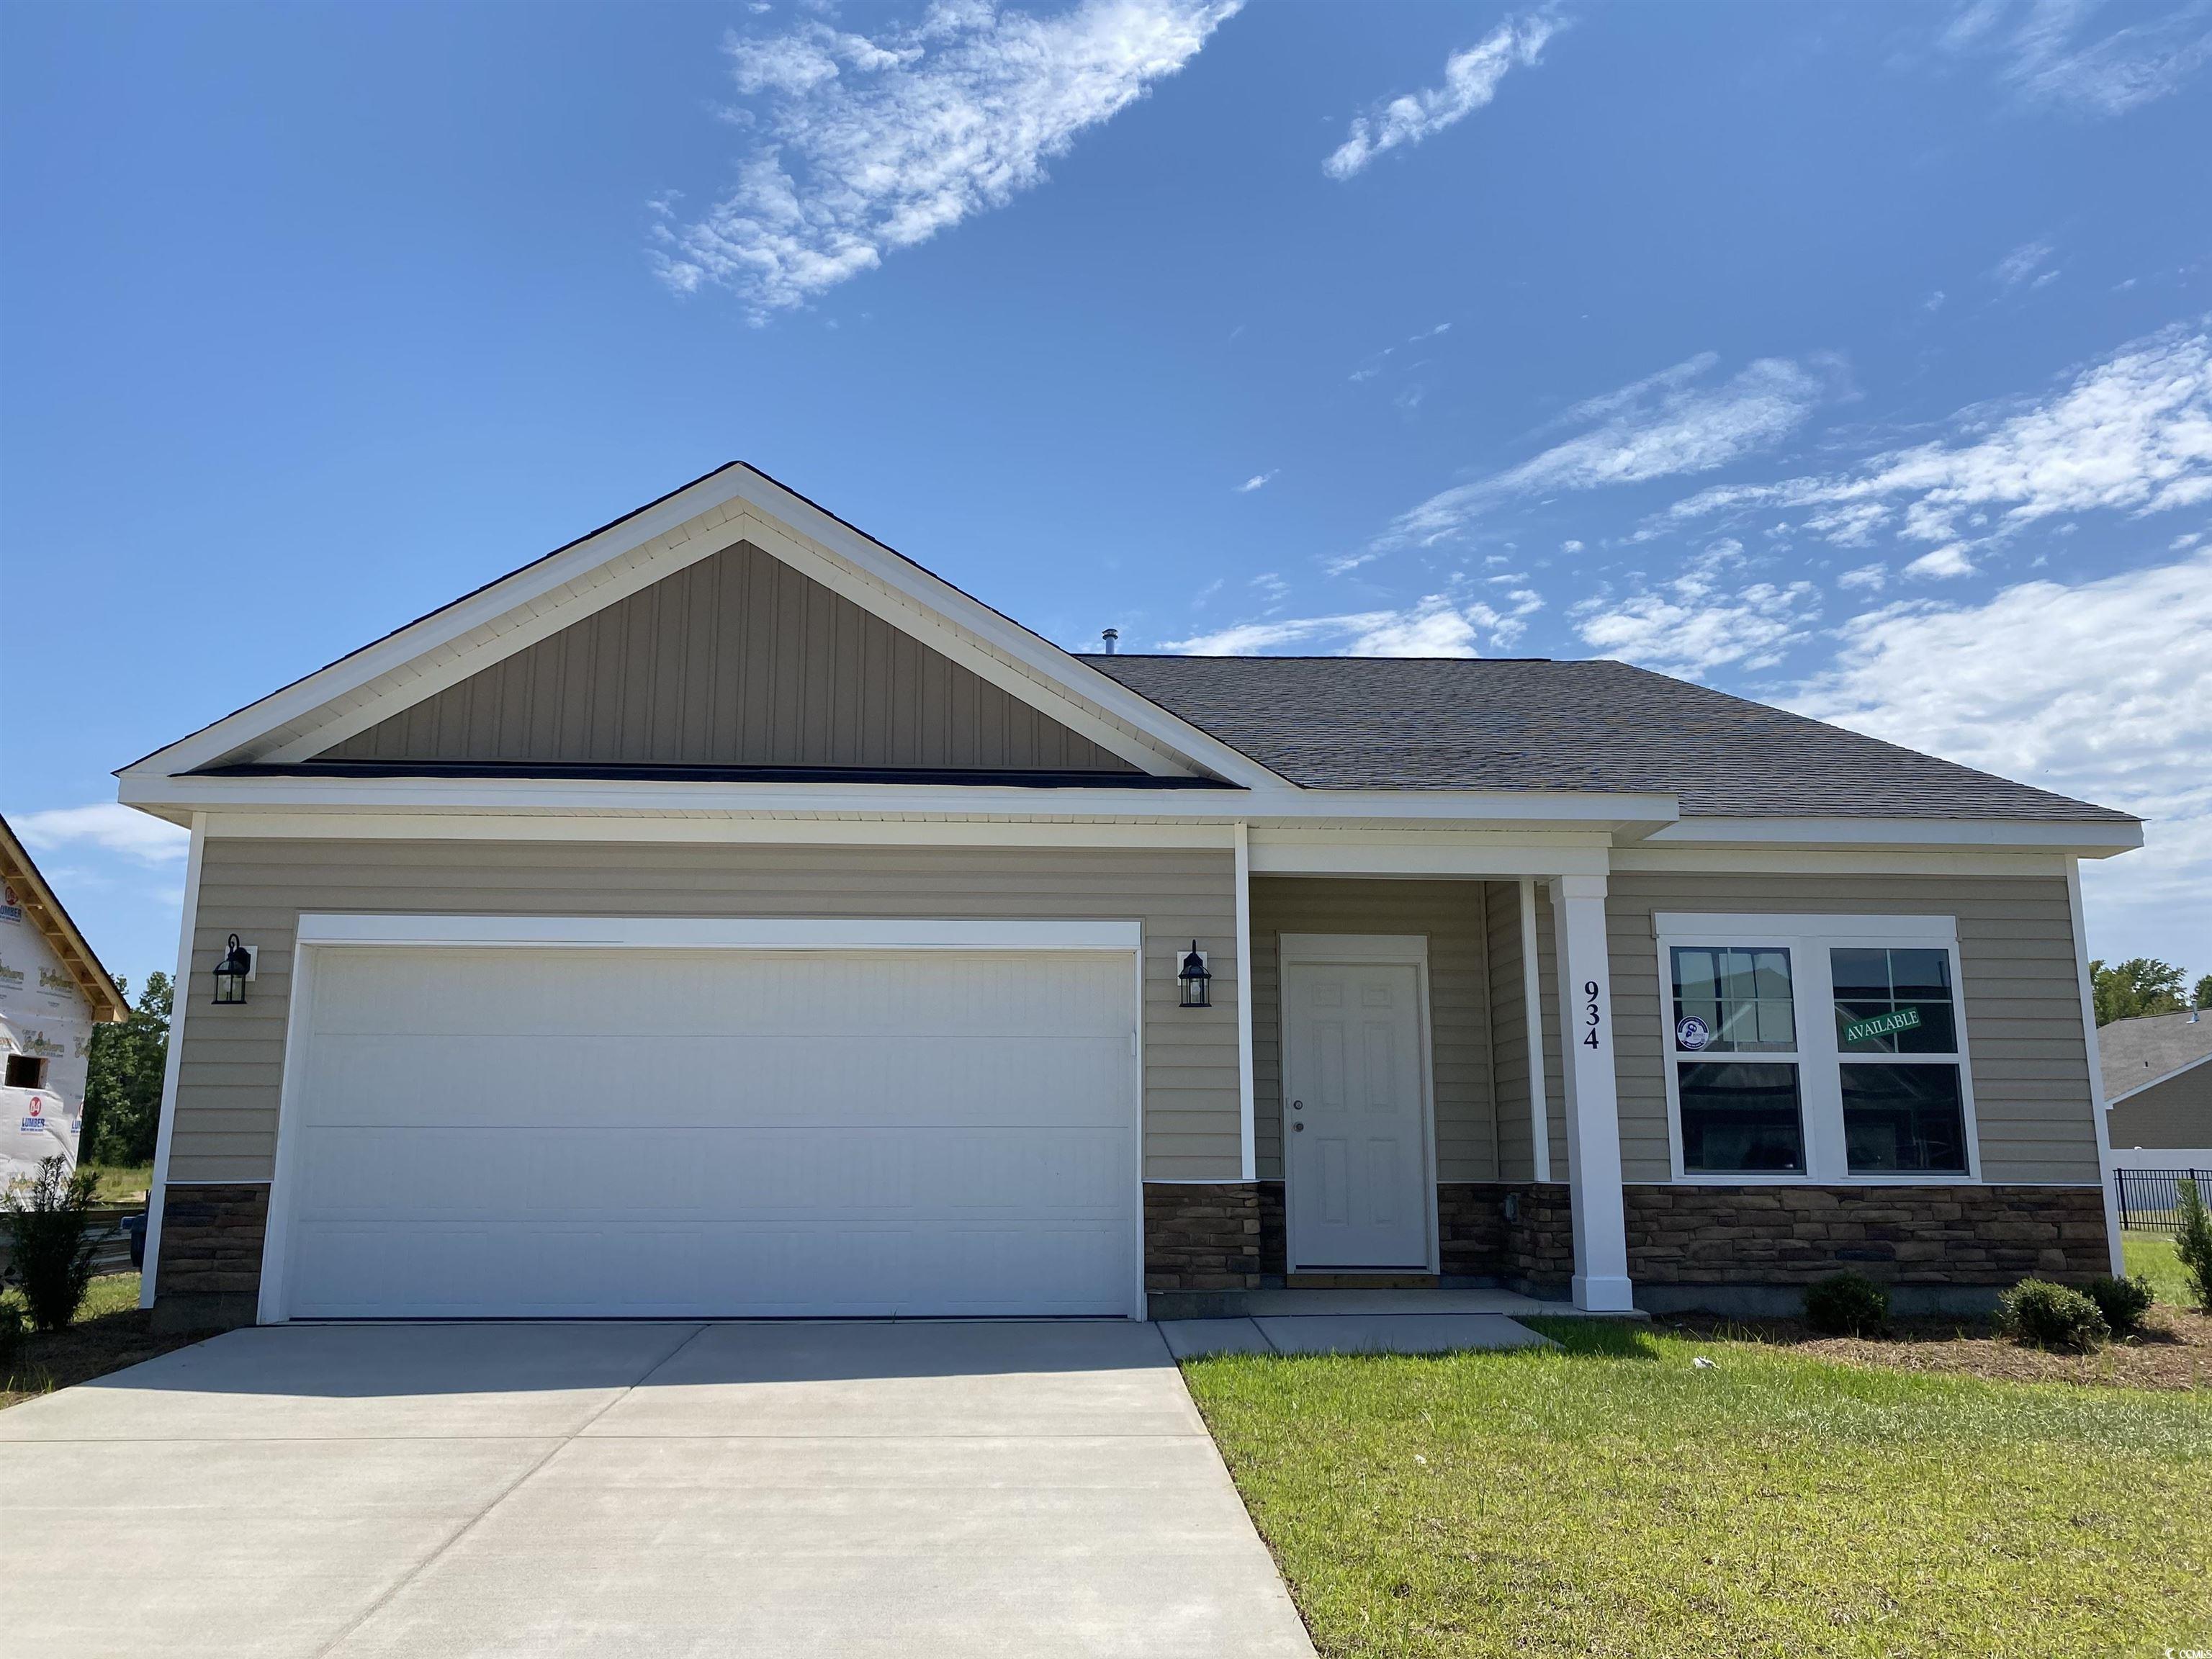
left=2091, top=958, right=2212, bottom=1028
left=78, top=972, right=169, bottom=1166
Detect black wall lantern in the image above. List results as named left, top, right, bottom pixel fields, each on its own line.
left=1176, top=940, right=1212, bottom=1010
left=212, top=934, right=252, bottom=1004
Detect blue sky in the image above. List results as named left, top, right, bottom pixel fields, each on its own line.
left=4, top=0, right=2208, bottom=994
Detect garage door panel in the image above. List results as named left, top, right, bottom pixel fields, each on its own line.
left=294, top=1125, right=1130, bottom=1220
left=285, top=1219, right=1130, bottom=1318
left=297, top=1033, right=1128, bottom=1130
left=276, top=943, right=1140, bottom=1318
left=309, top=949, right=1131, bottom=1040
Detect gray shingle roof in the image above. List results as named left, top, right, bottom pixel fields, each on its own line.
left=2100, top=1010, right=2212, bottom=1097
left=1080, top=655, right=2133, bottom=822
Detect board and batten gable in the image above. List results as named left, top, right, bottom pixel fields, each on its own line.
left=1604, top=868, right=2104, bottom=1184
left=318, top=539, right=1139, bottom=773
left=169, top=838, right=1240, bottom=1184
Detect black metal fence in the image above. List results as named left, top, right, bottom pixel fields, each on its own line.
left=2113, top=1167, right=2210, bottom=1234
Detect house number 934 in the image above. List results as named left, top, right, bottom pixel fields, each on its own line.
left=1582, top=980, right=1603, bottom=1050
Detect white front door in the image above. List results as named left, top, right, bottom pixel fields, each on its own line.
left=1283, top=950, right=1431, bottom=1269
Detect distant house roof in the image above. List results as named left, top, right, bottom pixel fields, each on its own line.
left=2101, top=1009, right=2212, bottom=1101
left=0, top=817, right=128, bottom=1022
left=1081, top=655, right=2134, bottom=822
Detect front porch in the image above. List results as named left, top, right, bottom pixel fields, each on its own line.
left=1150, top=869, right=1635, bottom=1318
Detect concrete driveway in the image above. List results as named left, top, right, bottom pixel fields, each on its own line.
left=1, top=1321, right=1313, bottom=1658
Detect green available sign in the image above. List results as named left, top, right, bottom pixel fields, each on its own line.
left=1842, top=1007, right=1921, bottom=1046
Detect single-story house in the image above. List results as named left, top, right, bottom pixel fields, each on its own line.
left=118, top=463, right=2140, bottom=1330
left=0, top=815, right=128, bottom=1183
left=2102, top=1007, right=2212, bottom=1166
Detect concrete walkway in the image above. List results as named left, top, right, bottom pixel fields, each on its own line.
left=1, top=1321, right=1314, bottom=1659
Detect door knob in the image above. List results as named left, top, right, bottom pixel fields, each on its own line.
left=1293, top=1122, right=1305, bottom=1132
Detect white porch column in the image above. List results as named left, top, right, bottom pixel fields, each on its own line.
left=1550, top=875, right=1634, bottom=1312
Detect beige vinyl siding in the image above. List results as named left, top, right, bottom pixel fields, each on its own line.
left=2106, top=1062, right=2212, bottom=1151
left=170, top=838, right=1236, bottom=1184
left=322, top=540, right=1137, bottom=773
left=1606, top=869, right=2102, bottom=1184
left=1531, top=889, right=1570, bottom=1176
left=1250, top=878, right=1496, bottom=1182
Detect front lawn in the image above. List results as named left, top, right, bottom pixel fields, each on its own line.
left=1, top=1272, right=199, bottom=1410
left=1184, top=1321, right=2212, bottom=1658
left=2125, top=1230, right=2195, bottom=1307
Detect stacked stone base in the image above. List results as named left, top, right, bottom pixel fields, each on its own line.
left=151, top=1184, right=269, bottom=1333
left=1142, top=1182, right=1262, bottom=1317
left=1624, top=1183, right=2110, bottom=1290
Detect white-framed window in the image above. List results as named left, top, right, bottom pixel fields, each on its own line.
left=1654, top=914, right=1979, bottom=1184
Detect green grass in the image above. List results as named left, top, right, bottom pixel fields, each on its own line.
left=76, top=1163, right=153, bottom=1205
left=1184, top=1321, right=2212, bottom=1658
left=2124, top=1231, right=2198, bottom=1308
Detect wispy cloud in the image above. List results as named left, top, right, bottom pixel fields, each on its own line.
left=1236, top=470, right=1276, bottom=493
left=653, top=0, right=1241, bottom=318
left=13, top=804, right=189, bottom=866
left=1990, top=236, right=2055, bottom=289
left=1667, top=323, right=2212, bottom=550
left=1572, top=539, right=1819, bottom=678
left=1794, top=547, right=2212, bottom=950
left=1164, top=590, right=1542, bottom=657
left=1323, top=12, right=1559, bottom=180
left=1379, top=354, right=1833, bottom=550
left=1941, top=0, right=2212, bottom=119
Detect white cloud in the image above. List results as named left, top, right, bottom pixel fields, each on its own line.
left=1560, top=539, right=1584, bottom=553
left=1382, top=354, right=1830, bottom=549
left=1903, top=542, right=1975, bottom=579
left=1838, top=562, right=1888, bottom=591
left=1575, top=577, right=1820, bottom=678
left=13, top=804, right=189, bottom=866
left=1573, top=541, right=1817, bottom=677
left=655, top=0, right=1241, bottom=318
left=1668, top=324, right=2212, bottom=549
left=1793, top=549, right=2212, bottom=960
left=1163, top=590, right=1540, bottom=657
left=1236, top=471, right=1276, bottom=493
left=1323, top=12, right=1559, bottom=179
left=1990, top=237, right=2054, bottom=289
left=1942, top=0, right=2212, bottom=119
left=2173, top=530, right=2203, bottom=549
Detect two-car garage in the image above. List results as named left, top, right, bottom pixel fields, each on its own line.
left=257, top=917, right=1146, bottom=1322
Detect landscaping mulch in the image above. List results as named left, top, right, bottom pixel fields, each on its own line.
left=1, top=1274, right=202, bottom=1411
left=1659, top=1305, right=2212, bottom=1391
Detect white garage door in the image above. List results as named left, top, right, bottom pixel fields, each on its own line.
left=269, top=940, right=1140, bottom=1320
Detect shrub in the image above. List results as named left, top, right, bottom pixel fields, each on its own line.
left=2176, top=1177, right=2212, bottom=1313
left=1804, top=1272, right=1889, bottom=1336
left=1, top=1159, right=102, bottom=1334
left=1998, top=1278, right=2108, bottom=1352
left=2083, top=1274, right=2155, bottom=1336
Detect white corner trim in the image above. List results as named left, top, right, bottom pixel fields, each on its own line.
left=292, top=914, right=1144, bottom=952
left=138, top=814, right=206, bottom=1308
left=1518, top=877, right=1551, bottom=1183
left=1234, top=822, right=1256, bottom=1184
left=2069, top=859, right=2129, bottom=1275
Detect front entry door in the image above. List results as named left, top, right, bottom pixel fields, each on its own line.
left=1284, top=949, right=1431, bottom=1269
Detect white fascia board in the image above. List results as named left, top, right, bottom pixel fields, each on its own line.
left=123, top=770, right=1678, bottom=830
left=2105, top=1048, right=2212, bottom=1106
left=1646, top=816, right=2143, bottom=855
left=295, top=913, right=1143, bottom=952
left=1617, top=845, right=2073, bottom=878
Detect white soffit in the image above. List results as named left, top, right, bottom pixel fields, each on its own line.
left=118, top=463, right=1279, bottom=788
